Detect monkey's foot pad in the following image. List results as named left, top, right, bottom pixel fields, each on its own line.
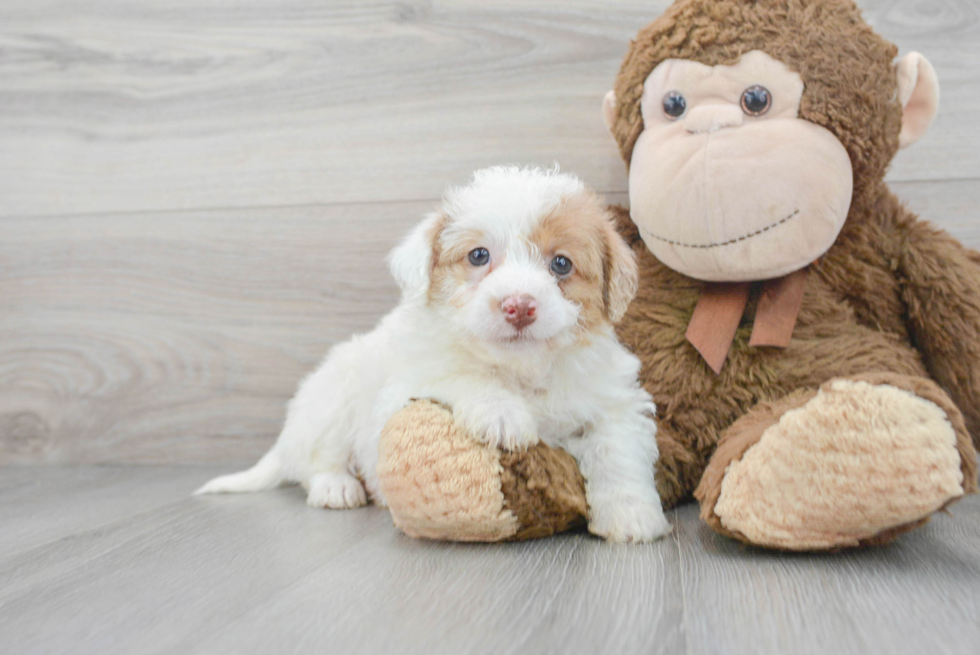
left=377, top=400, right=587, bottom=542
left=709, top=379, right=967, bottom=550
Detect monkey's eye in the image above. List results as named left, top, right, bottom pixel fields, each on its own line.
left=740, top=85, right=772, bottom=116
left=662, top=91, right=687, bottom=120
left=468, top=247, right=490, bottom=266
left=550, top=255, right=573, bottom=277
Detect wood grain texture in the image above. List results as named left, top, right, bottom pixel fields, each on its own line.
left=675, top=500, right=980, bottom=655
left=0, top=466, right=219, bottom=554
left=0, top=0, right=978, bottom=217
left=1, top=0, right=979, bottom=465
left=3, top=3, right=979, bottom=652
left=3, top=181, right=980, bottom=465
left=2, top=467, right=978, bottom=655
left=0, top=467, right=685, bottom=655
left=0, top=201, right=419, bottom=464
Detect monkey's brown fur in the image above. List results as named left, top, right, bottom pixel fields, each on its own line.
left=380, top=0, right=980, bottom=549
left=607, top=0, right=980, bottom=518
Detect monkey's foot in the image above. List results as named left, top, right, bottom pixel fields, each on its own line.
left=377, top=400, right=587, bottom=542
left=696, top=374, right=977, bottom=550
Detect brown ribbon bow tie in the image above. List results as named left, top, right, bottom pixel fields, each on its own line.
left=685, top=268, right=808, bottom=374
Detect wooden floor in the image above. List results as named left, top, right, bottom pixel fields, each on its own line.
left=1, top=467, right=977, bottom=655
left=3, top=1, right=980, bottom=653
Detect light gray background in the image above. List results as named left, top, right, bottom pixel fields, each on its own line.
left=1, top=1, right=978, bottom=654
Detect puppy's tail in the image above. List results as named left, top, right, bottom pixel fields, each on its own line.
left=194, top=451, right=285, bottom=495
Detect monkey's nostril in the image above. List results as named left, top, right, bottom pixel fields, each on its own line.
left=684, top=105, right=744, bottom=134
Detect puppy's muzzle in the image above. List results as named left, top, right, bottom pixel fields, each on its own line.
left=501, top=294, right=537, bottom=330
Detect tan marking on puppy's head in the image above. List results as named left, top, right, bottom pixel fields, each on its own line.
left=530, top=190, right=638, bottom=334
left=388, top=212, right=449, bottom=302
left=428, top=223, right=491, bottom=309
left=405, top=165, right=628, bottom=349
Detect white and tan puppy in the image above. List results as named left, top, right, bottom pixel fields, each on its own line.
left=197, top=166, right=670, bottom=542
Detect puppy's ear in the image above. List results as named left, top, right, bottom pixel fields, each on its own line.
left=602, top=218, right=638, bottom=323
left=387, top=212, right=446, bottom=302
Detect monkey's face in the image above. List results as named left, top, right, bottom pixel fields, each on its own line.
left=626, top=50, right=853, bottom=282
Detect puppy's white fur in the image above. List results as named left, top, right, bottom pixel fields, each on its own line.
left=197, top=166, right=670, bottom=543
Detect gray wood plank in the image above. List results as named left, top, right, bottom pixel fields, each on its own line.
left=0, top=201, right=418, bottom=465
left=675, top=499, right=980, bottom=655
left=0, top=466, right=225, bottom=556
left=0, top=0, right=977, bottom=217
left=182, top=522, right=686, bottom=655
left=3, top=467, right=979, bottom=655
left=0, top=466, right=686, bottom=655
left=3, top=179, right=978, bottom=465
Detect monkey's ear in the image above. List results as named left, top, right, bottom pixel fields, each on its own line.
left=602, top=91, right=617, bottom=133
left=387, top=212, right=446, bottom=302
left=896, top=52, right=940, bottom=149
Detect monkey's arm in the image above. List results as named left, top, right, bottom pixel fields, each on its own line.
left=899, top=218, right=980, bottom=446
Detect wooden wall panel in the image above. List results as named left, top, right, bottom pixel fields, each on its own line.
left=0, top=0, right=977, bottom=217
left=1, top=0, right=978, bottom=464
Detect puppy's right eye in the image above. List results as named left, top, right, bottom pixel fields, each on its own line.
left=550, top=255, right=573, bottom=276
left=468, top=247, right=490, bottom=266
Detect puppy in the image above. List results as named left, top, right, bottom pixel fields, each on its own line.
left=197, top=166, right=670, bottom=542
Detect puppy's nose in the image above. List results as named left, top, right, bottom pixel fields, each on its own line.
left=501, top=294, right=537, bottom=330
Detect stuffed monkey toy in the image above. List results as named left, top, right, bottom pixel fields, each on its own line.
left=378, top=0, right=980, bottom=550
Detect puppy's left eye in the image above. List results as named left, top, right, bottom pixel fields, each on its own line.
left=550, top=255, right=573, bottom=277
left=468, top=247, right=490, bottom=266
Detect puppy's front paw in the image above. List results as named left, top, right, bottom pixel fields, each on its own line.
left=306, top=472, right=368, bottom=509
left=589, top=498, right=672, bottom=544
left=453, top=396, right=539, bottom=451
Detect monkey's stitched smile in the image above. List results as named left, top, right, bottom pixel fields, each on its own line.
left=638, top=209, right=801, bottom=250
